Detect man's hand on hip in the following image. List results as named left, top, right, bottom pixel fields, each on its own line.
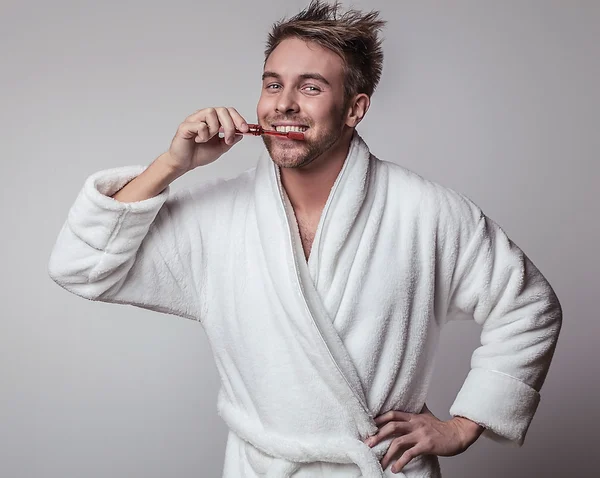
left=363, top=404, right=484, bottom=474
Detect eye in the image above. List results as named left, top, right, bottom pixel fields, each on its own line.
left=303, top=85, right=321, bottom=92
left=266, top=84, right=281, bottom=90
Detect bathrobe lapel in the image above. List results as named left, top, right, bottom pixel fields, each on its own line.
left=254, top=131, right=375, bottom=420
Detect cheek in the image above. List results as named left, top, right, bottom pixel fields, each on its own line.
left=256, top=97, right=269, bottom=118
left=306, top=103, right=337, bottom=124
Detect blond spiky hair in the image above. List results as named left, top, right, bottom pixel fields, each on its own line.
left=264, top=0, right=387, bottom=104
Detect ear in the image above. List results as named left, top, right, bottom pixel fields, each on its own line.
left=345, top=93, right=370, bottom=128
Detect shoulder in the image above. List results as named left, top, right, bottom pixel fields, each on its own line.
left=378, top=158, right=484, bottom=235
left=376, top=159, right=493, bottom=272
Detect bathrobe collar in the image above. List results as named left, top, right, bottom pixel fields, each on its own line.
left=253, top=131, right=377, bottom=426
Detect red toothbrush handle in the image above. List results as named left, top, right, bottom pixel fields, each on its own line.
left=218, top=123, right=305, bottom=140
left=285, top=131, right=305, bottom=140
left=218, top=124, right=262, bottom=136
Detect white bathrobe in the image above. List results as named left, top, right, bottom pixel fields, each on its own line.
left=48, top=131, right=562, bottom=477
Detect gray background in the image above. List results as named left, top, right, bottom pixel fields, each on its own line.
left=1, top=0, right=598, bottom=477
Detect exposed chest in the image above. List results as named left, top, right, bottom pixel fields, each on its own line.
left=295, top=213, right=320, bottom=261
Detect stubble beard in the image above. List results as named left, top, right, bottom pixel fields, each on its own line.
left=262, top=111, right=347, bottom=170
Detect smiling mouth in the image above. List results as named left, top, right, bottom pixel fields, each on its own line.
left=271, top=125, right=309, bottom=133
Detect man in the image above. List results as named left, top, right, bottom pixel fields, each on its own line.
left=48, top=1, right=562, bottom=476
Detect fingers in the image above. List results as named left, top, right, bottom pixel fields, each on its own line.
left=203, top=110, right=221, bottom=141
left=374, top=410, right=412, bottom=426
left=366, top=408, right=457, bottom=474
left=366, top=420, right=411, bottom=446
left=390, top=444, right=425, bottom=474
left=226, top=107, right=249, bottom=133
left=186, top=107, right=248, bottom=145
left=185, top=107, right=214, bottom=123
left=215, top=108, right=239, bottom=145
left=379, top=434, right=418, bottom=471
left=375, top=422, right=414, bottom=443
left=175, top=120, right=203, bottom=141
left=173, top=120, right=210, bottom=144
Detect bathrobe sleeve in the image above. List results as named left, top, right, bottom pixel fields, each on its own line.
left=444, top=198, right=562, bottom=447
left=48, top=165, right=209, bottom=322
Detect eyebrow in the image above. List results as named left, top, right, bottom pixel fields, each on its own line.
left=261, top=71, right=331, bottom=87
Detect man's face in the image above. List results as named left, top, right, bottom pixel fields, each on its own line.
left=257, top=37, right=349, bottom=169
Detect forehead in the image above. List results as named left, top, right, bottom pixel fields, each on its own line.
left=264, top=37, right=345, bottom=84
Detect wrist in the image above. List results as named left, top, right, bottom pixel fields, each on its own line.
left=450, top=416, right=485, bottom=448
left=154, top=152, right=188, bottom=180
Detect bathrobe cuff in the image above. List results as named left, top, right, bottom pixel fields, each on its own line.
left=67, top=165, right=170, bottom=255
left=449, top=367, right=540, bottom=447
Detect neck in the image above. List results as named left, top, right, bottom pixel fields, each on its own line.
left=280, top=127, right=355, bottom=216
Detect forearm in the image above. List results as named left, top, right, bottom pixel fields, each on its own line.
left=49, top=164, right=170, bottom=300
left=447, top=209, right=562, bottom=445
left=111, top=152, right=185, bottom=203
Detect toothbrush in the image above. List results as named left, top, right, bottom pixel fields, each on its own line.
left=218, top=123, right=305, bottom=141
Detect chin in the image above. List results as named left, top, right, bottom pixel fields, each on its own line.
left=263, top=137, right=310, bottom=168
left=269, top=151, right=309, bottom=169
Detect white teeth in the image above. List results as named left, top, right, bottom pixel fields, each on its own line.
left=274, top=125, right=308, bottom=133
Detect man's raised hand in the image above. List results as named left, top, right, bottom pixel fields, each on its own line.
left=161, top=106, right=249, bottom=174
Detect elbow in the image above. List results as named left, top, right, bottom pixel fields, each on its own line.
left=547, top=287, right=563, bottom=336
left=47, top=247, right=72, bottom=290
left=47, top=262, right=101, bottom=301
left=47, top=248, right=104, bottom=301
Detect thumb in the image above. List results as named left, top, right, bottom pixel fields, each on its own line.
left=214, top=135, right=240, bottom=155
left=221, top=134, right=243, bottom=151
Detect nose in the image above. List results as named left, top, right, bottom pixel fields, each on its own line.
left=276, top=88, right=299, bottom=115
